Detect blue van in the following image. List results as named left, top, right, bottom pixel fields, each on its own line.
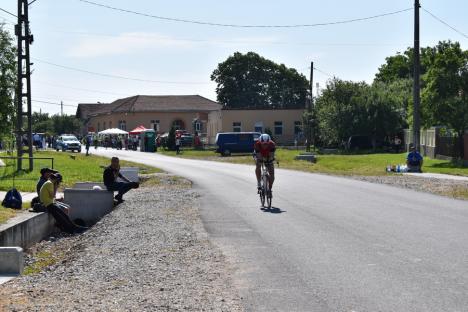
left=216, top=132, right=261, bottom=156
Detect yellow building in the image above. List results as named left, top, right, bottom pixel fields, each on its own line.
left=77, top=95, right=305, bottom=145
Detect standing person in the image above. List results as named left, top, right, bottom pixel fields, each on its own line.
left=40, top=173, right=86, bottom=234
left=85, top=135, right=91, bottom=156
left=175, top=135, right=181, bottom=155
left=254, top=134, right=276, bottom=192
left=103, top=157, right=139, bottom=204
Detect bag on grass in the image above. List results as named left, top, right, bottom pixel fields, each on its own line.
left=2, top=188, right=22, bottom=210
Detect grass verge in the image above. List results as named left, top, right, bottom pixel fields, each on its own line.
left=0, top=151, right=162, bottom=192
left=160, top=148, right=468, bottom=176
left=23, top=251, right=61, bottom=276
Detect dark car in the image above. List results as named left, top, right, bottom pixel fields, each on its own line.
left=216, top=132, right=261, bottom=156
left=346, top=135, right=373, bottom=151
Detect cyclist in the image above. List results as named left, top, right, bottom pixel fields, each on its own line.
left=254, top=134, right=276, bottom=193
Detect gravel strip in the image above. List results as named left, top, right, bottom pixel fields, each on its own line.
left=347, top=174, right=468, bottom=200
left=0, top=177, right=243, bottom=311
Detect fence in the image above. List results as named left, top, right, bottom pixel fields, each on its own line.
left=0, top=157, right=54, bottom=190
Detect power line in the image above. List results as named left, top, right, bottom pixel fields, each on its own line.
left=35, top=81, right=130, bottom=97
left=313, top=67, right=334, bottom=78
left=0, top=7, right=17, bottom=18
left=422, top=7, right=468, bottom=39
left=77, top=0, right=412, bottom=29
left=31, top=57, right=211, bottom=85
left=32, top=99, right=78, bottom=107
left=36, top=28, right=408, bottom=48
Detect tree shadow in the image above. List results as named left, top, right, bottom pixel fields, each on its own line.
left=260, top=206, right=286, bottom=214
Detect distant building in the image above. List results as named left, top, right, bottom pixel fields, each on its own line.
left=76, top=95, right=305, bottom=145
left=76, top=95, right=221, bottom=136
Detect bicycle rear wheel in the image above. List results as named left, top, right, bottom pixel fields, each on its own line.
left=259, top=189, right=265, bottom=207
left=266, top=183, right=272, bottom=209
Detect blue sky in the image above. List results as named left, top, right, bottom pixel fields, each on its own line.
left=1, top=0, right=467, bottom=115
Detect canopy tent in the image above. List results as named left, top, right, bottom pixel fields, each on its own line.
left=129, top=125, right=149, bottom=135
left=98, top=128, right=129, bottom=135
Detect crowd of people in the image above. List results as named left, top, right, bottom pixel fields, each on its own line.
left=32, top=157, right=139, bottom=235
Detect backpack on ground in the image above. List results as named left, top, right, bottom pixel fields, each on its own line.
left=2, top=188, right=22, bottom=210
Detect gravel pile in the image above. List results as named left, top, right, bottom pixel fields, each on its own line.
left=0, top=178, right=243, bottom=311
left=348, top=174, right=468, bottom=199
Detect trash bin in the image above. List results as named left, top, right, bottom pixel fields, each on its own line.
left=140, top=130, right=156, bottom=152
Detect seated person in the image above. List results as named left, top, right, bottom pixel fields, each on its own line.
left=36, top=167, right=58, bottom=196
left=407, top=146, right=423, bottom=172
left=103, top=157, right=139, bottom=204
left=40, top=173, right=86, bottom=234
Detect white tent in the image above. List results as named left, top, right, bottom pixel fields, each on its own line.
left=98, top=128, right=129, bottom=135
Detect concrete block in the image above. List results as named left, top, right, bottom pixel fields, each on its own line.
left=118, top=167, right=139, bottom=183
left=73, top=182, right=106, bottom=190
left=295, top=154, right=316, bottom=162
left=0, top=212, right=56, bottom=249
left=0, top=247, right=23, bottom=275
left=64, top=188, right=114, bottom=225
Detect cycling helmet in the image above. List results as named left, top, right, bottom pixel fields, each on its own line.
left=259, top=134, right=271, bottom=143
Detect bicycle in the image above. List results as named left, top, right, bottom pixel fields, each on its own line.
left=258, top=160, right=274, bottom=209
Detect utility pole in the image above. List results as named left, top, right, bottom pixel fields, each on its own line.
left=61, top=101, right=63, bottom=116
left=306, top=62, right=314, bottom=152
left=15, top=0, right=34, bottom=171
left=413, top=0, right=421, bottom=151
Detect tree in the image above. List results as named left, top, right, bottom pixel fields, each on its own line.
left=0, top=24, right=16, bottom=139
left=211, top=52, right=309, bottom=109
left=422, top=41, right=468, bottom=158
left=50, top=115, right=81, bottom=135
left=315, top=78, right=406, bottom=148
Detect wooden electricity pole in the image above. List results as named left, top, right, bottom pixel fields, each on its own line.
left=15, top=0, right=34, bottom=171
left=413, top=0, right=421, bottom=151
left=306, top=62, right=314, bottom=152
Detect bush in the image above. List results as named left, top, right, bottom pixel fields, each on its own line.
left=166, top=127, right=176, bottom=150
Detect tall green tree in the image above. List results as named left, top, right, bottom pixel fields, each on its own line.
left=0, top=24, right=16, bottom=139
left=422, top=41, right=468, bottom=157
left=315, top=78, right=406, bottom=147
left=211, top=52, right=309, bottom=109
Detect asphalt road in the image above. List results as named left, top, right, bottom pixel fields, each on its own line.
left=91, top=149, right=468, bottom=312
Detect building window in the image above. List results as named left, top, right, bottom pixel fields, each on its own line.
left=173, top=119, right=184, bottom=130
left=97, top=122, right=100, bottom=132
left=109, top=121, right=112, bottom=129
left=151, top=120, right=160, bottom=132
left=274, top=121, right=283, bottom=135
left=254, top=121, right=263, bottom=133
left=294, top=121, right=302, bottom=135
left=233, top=122, right=242, bottom=132
left=103, top=122, right=106, bottom=130
left=118, top=120, right=127, bottom=131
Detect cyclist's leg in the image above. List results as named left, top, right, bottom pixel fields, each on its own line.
left=268, top=164, right=275, bottom=190
left=255, top=159, right=262, bottom=188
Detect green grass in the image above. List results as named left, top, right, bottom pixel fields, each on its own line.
left=0, top=202, right=31, bottom=224
left=0, top=151, right=162, bottom=192
left=23, top=251, right=59, bottom=275
left=160, top=148, right=468, bottom=176
left=0, top=207, right=17, bottom=224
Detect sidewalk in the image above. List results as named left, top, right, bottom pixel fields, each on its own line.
left=404, top=172, right=468, bottom=182
left=0, top=191, right=64, bottom=203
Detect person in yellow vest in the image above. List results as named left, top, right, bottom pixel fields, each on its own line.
left=40, top=173, right=87, bottom=234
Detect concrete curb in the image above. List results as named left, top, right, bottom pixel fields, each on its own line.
left=0, top=211, right=56, bottom=249
left=0, top=247, right=23, bottom=275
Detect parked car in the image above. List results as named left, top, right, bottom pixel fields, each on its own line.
left=55, top=135, right=82, bottom=152
left=215, top=132, right=261, bottom=156
left=346, top=135, right=373, bottom=151
left=175, top=130, right=193, bottom=146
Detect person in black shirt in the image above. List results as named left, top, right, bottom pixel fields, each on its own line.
left=103, top=157, right=139, bottom=203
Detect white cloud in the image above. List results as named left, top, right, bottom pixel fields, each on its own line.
left=68, top=32, right=196, bottom=58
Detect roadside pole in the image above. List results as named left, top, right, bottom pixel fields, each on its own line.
left=306, top=62, right=314, bottom=152
left=413, top=0, right=421, bottom=151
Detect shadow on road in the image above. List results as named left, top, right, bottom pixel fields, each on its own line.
left=261, top=206, right=286, bottom=214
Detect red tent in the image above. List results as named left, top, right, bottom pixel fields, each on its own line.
left=129, top=125, right=148, bottom=135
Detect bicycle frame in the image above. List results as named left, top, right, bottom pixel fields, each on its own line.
left=259, top=160, right=273, bottom=209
